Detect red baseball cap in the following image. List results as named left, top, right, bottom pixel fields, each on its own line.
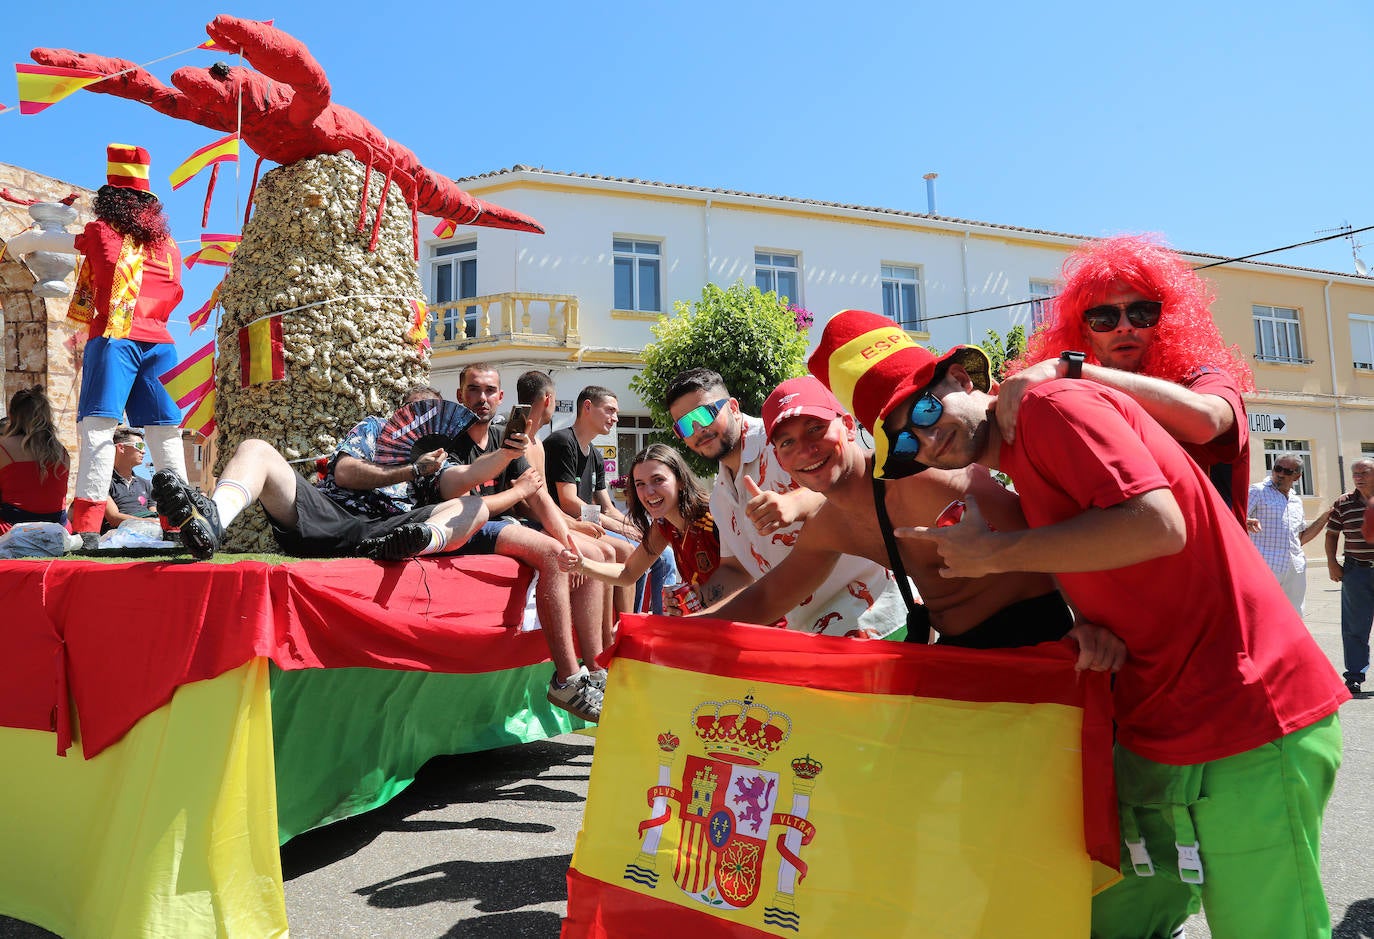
left=762, top=376, right=847, bottom=441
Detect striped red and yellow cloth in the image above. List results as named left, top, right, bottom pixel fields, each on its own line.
left=169, top=133, right=239, bottom=190
left=565, top=615, right=1119, bottom=939
left=159, top=339, right=215, bottom=407
left=183, top=233, right=241, bottom=269
left=239, top=316, right=285, bottom=385
left=14, top=63, right=103, bottom=115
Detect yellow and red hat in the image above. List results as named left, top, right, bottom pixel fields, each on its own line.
left=106, top=143, right=152, bottom=192
left=807, top=309, right=990, bottom=477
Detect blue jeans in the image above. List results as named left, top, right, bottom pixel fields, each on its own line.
left=607, top=532, right=678, bottom=614
left=1339, top=559, right=1374, bottom=682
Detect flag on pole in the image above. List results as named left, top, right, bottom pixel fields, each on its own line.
left=181, top=388, right=216, bottom=437
left=239, top=316, right=285, bottom=385
left=158, top=340, right=216, bottom=407
left=14, top=63, right=104, bottom=115
left=187, top=282, right=222, bottom=332
left=169, top=133, right=239, bottom=190
left=183, top=233, right=241, bottom=269
left=198, top=20, right=274, bottom=49
left=564, top=615, right=1119, bottom=939
left=432, top=218, right=458, bottom=239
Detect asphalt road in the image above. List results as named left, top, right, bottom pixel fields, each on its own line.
left=2, top=566, right=1371, bottom=938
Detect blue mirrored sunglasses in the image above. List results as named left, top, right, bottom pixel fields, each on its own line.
left=882, top=393, right=944, bottom=477
left=672, top=398, right=729, bottom=439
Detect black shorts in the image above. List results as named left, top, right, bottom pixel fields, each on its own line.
left=931, top=591, right=1074, bottom=650
left=269, top=474, right=438, bottom=558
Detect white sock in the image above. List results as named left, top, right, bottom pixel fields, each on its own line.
left=212, top=479, right=252, bottom=528
left=415, top=522, right=448, bottom=556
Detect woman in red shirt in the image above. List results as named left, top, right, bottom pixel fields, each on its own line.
left=565, top=444, right=740, bottom=614
left=0, top=387, right=71, bottom=533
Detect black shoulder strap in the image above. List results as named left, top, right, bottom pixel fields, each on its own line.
left=872, top=475, right=920, bottom=615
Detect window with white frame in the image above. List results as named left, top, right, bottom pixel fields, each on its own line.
left=1029, top=279, right=1056, bottom=330
left=429, top=240, right=478, bottom=340
left=755, top=251, right=800, bottom=303
left=1252, top=304, right=1306, bottom=363
left=881, top=264, right=923, bottom=331
left=1263, top=438, right=1313, bottom=496
left=1351, top=315, right=1374, bottom=370
left=613, top=239, right=662, bottom=312
left=1361, top=441, right=1374, bottom=460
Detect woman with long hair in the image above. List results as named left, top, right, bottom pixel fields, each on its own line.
left=563, top=443, right=740, bottom=614
left=0, top=386, right=71, bottom=533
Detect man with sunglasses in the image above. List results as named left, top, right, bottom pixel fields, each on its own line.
left=849, top=308, right=1347, bottom=939
left=665, top=368, right=910, bottom=638
left=102, top=426, right=156, bottom=532
left=1246, top=455, right=1329, bottom=614
left=998, top=235, right=1254, bottom=525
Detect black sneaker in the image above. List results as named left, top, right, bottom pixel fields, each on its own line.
left=152, top=470, right=222, bottom=560
left=1346, top=678, right=1363, bottom=696
left=359, top=523, right=430, bottom=561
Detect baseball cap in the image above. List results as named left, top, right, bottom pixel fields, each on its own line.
left=762, top=376, right=847, bottom=441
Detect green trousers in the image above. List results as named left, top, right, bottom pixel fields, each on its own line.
left=1091, top=713, right=1342, bottom=939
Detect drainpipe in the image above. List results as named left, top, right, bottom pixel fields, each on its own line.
left=961, top=232, right=973, bottom=346
left=1324, top=279, right=1346, bottom=490
left=704, top=199, right=713, bottom=285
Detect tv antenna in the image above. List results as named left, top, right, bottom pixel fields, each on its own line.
left=1317, top=221, right=1370, bottom=276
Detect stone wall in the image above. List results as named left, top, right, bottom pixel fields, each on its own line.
left=0, top=162, right=94, bottom=497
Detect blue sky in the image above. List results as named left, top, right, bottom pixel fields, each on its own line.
left=3, top=0, right=1372, bottom=364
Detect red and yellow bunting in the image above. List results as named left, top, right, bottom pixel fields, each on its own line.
left=14, top=63, right=103, bottom=115
left=183, top=233, right=241, bottom=269
left=239, top=316, right=285, bottom=386
left=159, top=340, right=216, bottom=408
left=169, top=133, right=239, bottom=190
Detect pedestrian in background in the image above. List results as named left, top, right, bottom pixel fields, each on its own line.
left=1247, top=454, right=1330, bottom=614
left=1326, top=458, right=1374, bottom=695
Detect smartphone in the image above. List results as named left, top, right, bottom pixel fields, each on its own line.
left=505, top=404, right=531, bottom=439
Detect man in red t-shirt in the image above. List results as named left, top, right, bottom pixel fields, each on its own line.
left=997, top=235, right=1254, bottom=526
left=811, top=309, right=1348, bottom=939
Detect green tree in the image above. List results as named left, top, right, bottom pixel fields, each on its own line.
left=629, top=282, right=809, bottom=476
left=979, top=324, right=1027, bottom=382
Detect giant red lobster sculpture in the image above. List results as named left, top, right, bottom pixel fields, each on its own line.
left=31, top=15, right=542, bottom=245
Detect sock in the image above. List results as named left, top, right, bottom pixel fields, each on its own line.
left=212, top=479, right=252, bottom=528
left=414, top=522, right=449, bottom=556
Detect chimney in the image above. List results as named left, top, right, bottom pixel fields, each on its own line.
left=922, top=173, right=938, bottom=215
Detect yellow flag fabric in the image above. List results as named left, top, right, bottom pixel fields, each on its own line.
left=239, top=316, right=285, bottom=386
left=15, top=63, right=103, bottom=115
left=0, top=659, right=286, bottom=938
left=181, top=388, right=217, bottom=436
left=169, top=133, right=240, bottom=190
left=159, top=339, right=215, bottom=407
left=565, top=616, right=1118, bottom=939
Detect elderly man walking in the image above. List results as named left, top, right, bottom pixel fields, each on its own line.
left=1326, top=458, right=1374, bottom=695
left=1246, top=455, right=1330, bottom=614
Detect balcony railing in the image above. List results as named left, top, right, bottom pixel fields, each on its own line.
left=429, top=293, right=580, bottom=349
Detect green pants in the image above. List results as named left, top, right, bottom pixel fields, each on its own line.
left=1092, top=713, right=1342, bottom=939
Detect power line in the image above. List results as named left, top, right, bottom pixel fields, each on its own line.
left=919, top=225, right=1374, bottom=326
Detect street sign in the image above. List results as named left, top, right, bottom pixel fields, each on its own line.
left=1249, top=411, right=1290, bottom=434
left=556, top=399, right=574, bottom=413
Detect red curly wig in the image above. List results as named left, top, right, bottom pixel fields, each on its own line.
left=1010, top=234, right=1254, bottom=392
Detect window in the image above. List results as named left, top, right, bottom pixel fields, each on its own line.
left=616, top=416, right=663, bottom=475
left=1252, top=304, right=1306, bottom=364
left=881, top=264, right=923, bottom=330
left=613, top=239, right=662, bottom=312
left=1351, top=315, right=1374, bottom=370
left=1263, top=438, right=1313, bottom=496
left=755, top=251, right=800, bottom=303
left=1029, top=279, right=1056, bottom=330
left=429, top=241, right=477, bottom=340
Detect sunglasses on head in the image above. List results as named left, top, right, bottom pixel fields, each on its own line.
left=672, top=398, right=729, bottom=439
left=1083, top=299, right=1163, bottom=333
left=881, top=393, right=944, bottom=478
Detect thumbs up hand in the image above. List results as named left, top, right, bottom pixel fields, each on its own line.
left=744, top=475, right=793, bottom=536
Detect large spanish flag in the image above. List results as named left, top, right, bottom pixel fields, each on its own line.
left=159, top=339, right=216, bottom=407
left=239, top=315, right=285, bottom=386
left=565, top=616, right=1118, bottom=939
left=14, top=63, right=103, bottom=115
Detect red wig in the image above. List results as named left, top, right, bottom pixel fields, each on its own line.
left=1011, top=234, right=1254, bottom=392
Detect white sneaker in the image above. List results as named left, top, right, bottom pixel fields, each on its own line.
left=548, top=667, right=603, bottom=723
left=586, top=667, right=608, bottom=690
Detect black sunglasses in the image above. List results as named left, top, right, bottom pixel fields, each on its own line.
left=1083, top=300, right=1162, bottom=333
left=1272, top=465, right=1301, bottom=477
left=881, top=393, right=943, bottom=478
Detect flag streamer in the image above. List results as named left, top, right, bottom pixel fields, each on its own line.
left=14, top=63, right=104, bottom=115
left=169, top=132, right=240, bottom=190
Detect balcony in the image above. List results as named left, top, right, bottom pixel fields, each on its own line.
left=428, top=293, right=580, bottom=350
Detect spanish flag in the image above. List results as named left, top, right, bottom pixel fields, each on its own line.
left=432, top=218, right=458, bottom=239
left=565, top=616, right=1119, bottom=939
left=158, top=339, right=216, bottom=407
left=187, top=282, right=222, bottom=332
left=408, top=298, right=430, bottom=347
left=14, top=63, right=103, bottom=115
left=183, top=233, right=241, bottom=269
left=239, top=316, right=285, bottom=386
left=169, top=133, right=239, bottom=190
left=180, top=388, right=216, bottom=437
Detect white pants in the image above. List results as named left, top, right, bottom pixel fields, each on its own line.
left=1275, top=563, right=1307, bottom=616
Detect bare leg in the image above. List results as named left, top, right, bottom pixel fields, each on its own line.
left=215, top=438, right=306, bottom=529
left=569, top=532, right=618, bottom=646
left=494, top=525, right=597, bottom=681
left=425, top=496, right=489, bottom=550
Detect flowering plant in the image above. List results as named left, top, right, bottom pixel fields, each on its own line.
left=609, top=475, right=628, bottom=491
left=790, top=304, right=814, bottom=332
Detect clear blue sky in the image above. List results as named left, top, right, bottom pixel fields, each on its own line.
left=3, top=0, right=1372, bottom=365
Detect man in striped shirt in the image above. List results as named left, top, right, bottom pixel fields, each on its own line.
left=1325, top=458, right=1374, bottom=695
